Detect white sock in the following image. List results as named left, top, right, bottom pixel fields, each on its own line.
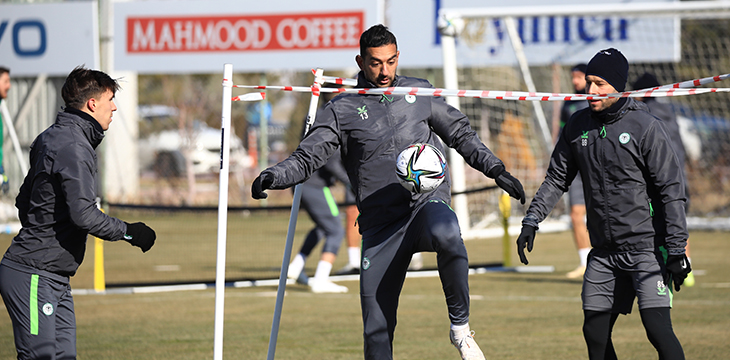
left=578, top=248, right=591, bottom=267
left=348, top=247, right=361, bottom=267
left=451, top=323, right=469, bottom=332
left=289, top=253, right=306, bottom=276
left=314, top=260, right=333, bottom=280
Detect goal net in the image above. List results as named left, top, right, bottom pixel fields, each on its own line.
left=436, top=1, right=730, bottom=228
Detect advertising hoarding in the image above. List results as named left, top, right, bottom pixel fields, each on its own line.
left=0, top=2, right=99, bottom=77
left=114, top=0, right=382, bottom=73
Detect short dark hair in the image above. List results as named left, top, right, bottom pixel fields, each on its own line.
left=571, top=63, right=587, bottom=74
left=61, top=66, right=120, bottom=110
left=0, top=67, right=9, bottom=76
left=359, top=24, right=397, bottom=56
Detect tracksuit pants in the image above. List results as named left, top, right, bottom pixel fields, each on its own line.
left=0, top=258, right=77, bottom=360
left=360, top=199, right=469, bottom=360
left=298, top=182, right=345, bottom=256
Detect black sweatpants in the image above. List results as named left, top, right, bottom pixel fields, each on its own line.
left=0, top=259, right=77, bottom=360
left=360, top=200, right=470, bottom=360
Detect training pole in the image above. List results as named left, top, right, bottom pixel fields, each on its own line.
left=213, top=63, right=234, bottom=360
left=266, top=68, right=324, bottom=360
left=0, top=100, right=30, bottom=175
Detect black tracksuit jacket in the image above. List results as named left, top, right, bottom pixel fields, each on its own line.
left=526, top=98, right=688, bottom=255
left=262, top=73, right=505, bottom=233
left=3, top=109, right=126, bottom=277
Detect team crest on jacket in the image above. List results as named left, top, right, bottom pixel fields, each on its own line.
left=362, top=257, right=371, bottom=270
left=42, top=302, right=54, bottom=316
left=619, top=132, right=631, bottom=144
left=581, top=131, right=589, bottom=147
left=405, top=94, right=416, bottom=103
left=357, top=105, right=368, bottom=120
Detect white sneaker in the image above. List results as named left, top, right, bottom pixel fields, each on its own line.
left=566, top=265, right=586, bottom=279
left=287, top=263, right=300, bottom=280
left=450, top=328, right=486, bottom=360
left=287, top=263, right=309, bottom=285
left=309, top=278, right=348, bottom=294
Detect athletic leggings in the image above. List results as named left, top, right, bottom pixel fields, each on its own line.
left=298, top=182, right=345, bottom=256
left=583, top=308, right=684, bottom=360
left=360, top=200, right=469, bottom=360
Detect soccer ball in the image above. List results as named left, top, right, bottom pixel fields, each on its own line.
left=396, top=143, right=447, bottom=194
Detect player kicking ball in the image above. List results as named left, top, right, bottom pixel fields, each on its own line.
left=251, top=24, right=524, bottom=360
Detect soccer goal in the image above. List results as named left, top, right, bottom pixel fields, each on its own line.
left=437, top=0, right=730, bottom=231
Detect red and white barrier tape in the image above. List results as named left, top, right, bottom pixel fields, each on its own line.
left=231, top=92, right=266, bottom=102
left=232, top=73, right=730, bottom=102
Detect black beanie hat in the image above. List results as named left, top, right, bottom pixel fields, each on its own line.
left=571, top=63, right=587, bottom=74
left=632, top=72, right=660, bottom=90
left=586, top=48, right=629, bottom=92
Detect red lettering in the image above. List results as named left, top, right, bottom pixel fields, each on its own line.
left=127, top=11, right=363, bottom=53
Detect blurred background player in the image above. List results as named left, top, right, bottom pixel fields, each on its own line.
left=335, top=187, right=362, bottom=275
left=0, top=67, right=11, bottom=194
left=560, top=63, right=591, bottom=279
left=632, top=72, right=694, bottom=287
left=287, top=89, right=357, bottom=293
left=287, top=151, right=352, bottom=294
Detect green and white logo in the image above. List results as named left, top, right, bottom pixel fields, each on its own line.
left=42, top=302, right=54, bottom=316
left=362, top=257, right=371, bottom=270
left=619, top=132, right=631, bottom=144
left=357, top=105, right=368, bottom=120
left=405, top=94, right=416, bottom=103
left=657, top=280, right=668, bottom=296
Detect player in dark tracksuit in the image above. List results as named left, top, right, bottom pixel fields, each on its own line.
left=516, top=49, right=691, bottom=360
left=251, top=25, right=525, bottom=360
left=287, top=151, right=353, bottom=293
left=0, top=67, right=156, bottom=360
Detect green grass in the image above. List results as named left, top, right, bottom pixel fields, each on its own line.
left=1, top=228, right=729, bottom=359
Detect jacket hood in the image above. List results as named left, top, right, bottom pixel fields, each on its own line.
left=58, top=108, right=105, bottom=149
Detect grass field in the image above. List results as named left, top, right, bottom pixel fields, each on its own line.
left=1, top=228, right=729, bottom=359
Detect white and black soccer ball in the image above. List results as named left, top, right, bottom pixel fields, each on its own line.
left=396, top=143, right=447, bottom=194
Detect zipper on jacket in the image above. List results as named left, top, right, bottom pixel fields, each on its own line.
left=649, top=201, right=654, bottom=217
left=599, top=123, right=612, bottom=244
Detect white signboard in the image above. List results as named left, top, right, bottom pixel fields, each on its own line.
left=114, top=0, right=382, bottom=74
left=389, top=0, right=679, bottom=68
left=0, top=2, right=99, bottom=77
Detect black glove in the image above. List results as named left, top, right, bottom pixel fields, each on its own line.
left=251, top=172, right=274, bottom=200
left=495, top=170, right=526, bottom=205
left=516, top=225, right=537, bottom=265
left=664, top=253, right=692, bottom=292
left=124, top=222, right=156, bottom=252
